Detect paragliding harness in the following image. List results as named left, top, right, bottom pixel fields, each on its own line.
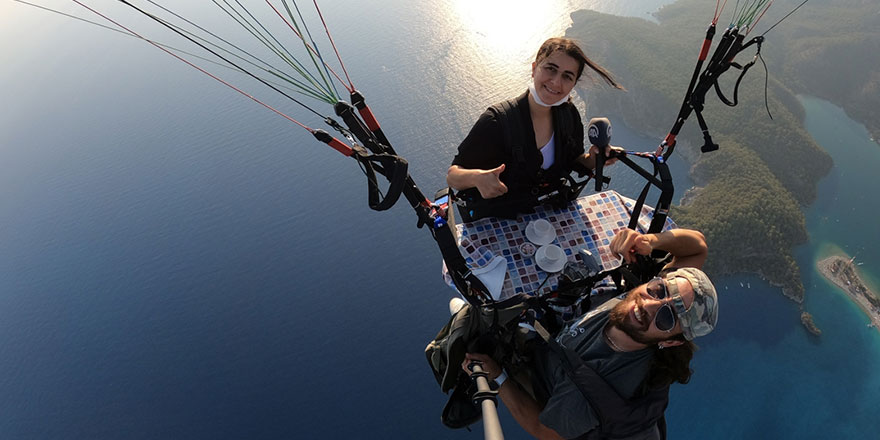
left=425, top=250, right=674, bottom=437
left=452, top=94, right=603, bottom=222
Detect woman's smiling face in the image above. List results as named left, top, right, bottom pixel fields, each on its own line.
left=531, top=50, right=580, bottom=104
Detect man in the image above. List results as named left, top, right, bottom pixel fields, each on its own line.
left=462, top=228, right=718, bottom=439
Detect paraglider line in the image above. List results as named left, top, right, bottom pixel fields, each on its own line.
left=111, top=0, right=326, bottom=120
left=310, top=0, right=355, bottom=92
left=265, top=0, right=349, bottom=95
left=761, top=0, right=810, bottom=36
left=72, top=0, right=315, bottom=131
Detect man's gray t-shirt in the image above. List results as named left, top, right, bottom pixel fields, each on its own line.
left=537, top=298, right=655, bottom=439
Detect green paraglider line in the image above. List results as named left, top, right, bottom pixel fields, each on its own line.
left=282, top=0, right=340, bottom=99
left=211, top=0, right=336, bottom=103
left=154, top=13, right=333, bottom=102
left=310, top=0, right=355, bottom=93
left=265, top=0, right=348, bottom=99
left=111, top=0, right=328, bottom=119
left=142, top=0, right=332, bottom=102
left=71, top=0, right=318, bottom=128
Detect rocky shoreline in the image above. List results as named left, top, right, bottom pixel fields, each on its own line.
left=816, top=255, right=880, bottom=333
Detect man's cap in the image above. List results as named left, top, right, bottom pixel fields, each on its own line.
left=665, top=267, right=718, bottom=340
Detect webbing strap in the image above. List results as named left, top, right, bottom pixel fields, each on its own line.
left=533, top=326, right=615, bottom=426
left=431, top=219, right=492, bottom=306
left=353, top=150, right=409, bottom=211
left=494, top=98, right=528, bottom=165
left=627, top=179, right=654, bottom=231
left=713, top=36, right=764, bottom=108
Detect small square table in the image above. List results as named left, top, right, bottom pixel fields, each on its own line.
left=453, top=190, right=675, bottom=300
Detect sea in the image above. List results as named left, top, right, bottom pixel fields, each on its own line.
left=1, top=1, right=878, bottom=438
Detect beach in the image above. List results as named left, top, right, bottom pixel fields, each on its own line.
left=817, top=255, right=880, bottom=332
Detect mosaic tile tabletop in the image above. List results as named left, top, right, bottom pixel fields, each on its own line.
left=454, top=190, right=676, bottom=300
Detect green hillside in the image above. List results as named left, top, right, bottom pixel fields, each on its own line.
left=566, top=0, right=877, bottom=300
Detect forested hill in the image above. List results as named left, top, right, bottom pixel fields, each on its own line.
left=564, top=0, right=879, bottom=301
left=772, top=0, right=880, bottom=142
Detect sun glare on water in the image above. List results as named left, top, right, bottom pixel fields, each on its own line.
left=440, top=0, right=576, bottom=102
left=449, top=0, right=574, bottom=66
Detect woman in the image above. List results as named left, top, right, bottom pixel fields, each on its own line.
left=446, top=37, right=623, bottom=220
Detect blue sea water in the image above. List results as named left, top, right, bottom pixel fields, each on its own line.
left=2, top=1, right=878, bottom=439
left=666, top=98, right=880, bottom=439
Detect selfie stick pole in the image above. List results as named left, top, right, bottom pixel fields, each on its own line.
left=468, top=361, right=504, bottom=440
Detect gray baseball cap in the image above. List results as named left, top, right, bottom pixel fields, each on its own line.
left=665, top=267, right=719, bottom=340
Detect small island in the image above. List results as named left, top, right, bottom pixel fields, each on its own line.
left=800, top=311, right=821, bottom=336
left=817, top=255, right=880, bottom=333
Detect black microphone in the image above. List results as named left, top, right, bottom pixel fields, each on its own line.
left=588, top=117, right=612, bottom=191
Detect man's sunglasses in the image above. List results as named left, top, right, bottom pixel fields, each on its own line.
left=645, top=277, right=678, bottom=332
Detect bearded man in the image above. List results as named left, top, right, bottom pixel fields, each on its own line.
left=463, top=228, right=719, bottom=440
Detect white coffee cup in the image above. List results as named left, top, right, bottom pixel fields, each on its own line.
left=536, top=244, right=566, bottom=273
left=526, top=219, right=556, bottom=245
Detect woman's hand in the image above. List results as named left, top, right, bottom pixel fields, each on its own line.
left=446, top=164, right=508, bottom=198
left=588, top=144, right=624, bottom=166
left=578, top=145, right=624, bottom=170
left=474, top=164, right=508, bottom=199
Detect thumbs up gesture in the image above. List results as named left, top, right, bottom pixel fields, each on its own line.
left=475, top=164, right=508, bottom=199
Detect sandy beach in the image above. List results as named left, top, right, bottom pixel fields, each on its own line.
left=816, top=255, right=880, bottom=332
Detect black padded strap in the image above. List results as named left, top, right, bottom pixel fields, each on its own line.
left=353, top=149, right=409, bottom=211
left=493, top=97, right=528, bottom=166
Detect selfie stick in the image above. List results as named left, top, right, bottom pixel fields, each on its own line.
left=467, top=361, right=504, bottom=440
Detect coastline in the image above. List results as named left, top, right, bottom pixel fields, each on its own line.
left=816, top=255, right=880, bottom=333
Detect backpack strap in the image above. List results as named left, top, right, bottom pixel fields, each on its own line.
left=453, top=93, right=535, bottom=221
left=533, top=321, right=669, bottom=439
left=551, top=102, right=576, bottom=169
left=491, top=95, right=529, bottom=167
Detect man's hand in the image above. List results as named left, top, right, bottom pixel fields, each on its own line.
left=610, top=228, right=708, bottom=269
left=462, top=353, right=565, bottom=440
left=610, top=229, right=653, bottom=264
left=461, top=352, right=502, bottom=381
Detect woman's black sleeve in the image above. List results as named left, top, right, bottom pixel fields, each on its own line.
left=450, top=109, right=506, bottom=170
